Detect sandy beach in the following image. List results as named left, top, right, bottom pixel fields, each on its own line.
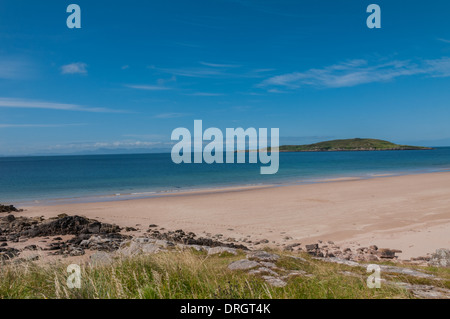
left=18, top=171, right=450, bottom=259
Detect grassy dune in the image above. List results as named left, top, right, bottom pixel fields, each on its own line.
left=1, top=249, right=448, bottom=299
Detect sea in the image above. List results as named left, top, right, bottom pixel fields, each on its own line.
left=1, top=148, right=450, bottom=205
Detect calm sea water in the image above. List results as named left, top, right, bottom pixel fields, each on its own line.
left=1, top=148, right=450, bottom=204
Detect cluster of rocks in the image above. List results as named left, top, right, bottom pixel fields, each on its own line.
left=321, top=256, right=450, bottom=299
left=285, top=240, right=403, bottom=263
left=0, top=214, right=129, bottom=260
left=147, top=228, right=248, bottom=250
left=0, top=247, right=20, bottom=261
left=0, top=204, right=22, bottom=214
left=0, top=213, right=249, bottom=262
left=228, top=251, right=312, bottom=288
left=427, top=249, right=450, bottom=268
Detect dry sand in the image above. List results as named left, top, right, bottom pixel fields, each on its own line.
left=19, top=172, right=450, bottom=259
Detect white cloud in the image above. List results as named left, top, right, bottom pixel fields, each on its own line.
left=0, top=57, right=33, bottom=79
left=47, top=140, right=165, bottom=151
left=199, top=62, right=241, bottom=68
left=437, top=38, right=450, bottom=44
left=0, top=123, right=85, bottom=128
left=125, top=84, right=172, bottom=91
left=157, top=66, right=225, bottom=78
left=0, top=98, right=125, bottom=113
left=260, top=57, right=450, bottom=90
left=61, top=62, right=88, bottom=75
left=186, top=92, right=224, bottom=96
left=155, top=62, right=271, bottom=80
left=153, top=112, right=190, bottom=119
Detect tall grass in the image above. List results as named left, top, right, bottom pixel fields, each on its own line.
left=0, top=249, right=438, bottom=299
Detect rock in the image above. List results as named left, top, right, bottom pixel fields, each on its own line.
left=4, top=215, right=16, bottom=223
left=70, top=233, right=129, bottom=252
left=246, top=251, right=280, bottom=262
left=179, top=244, right=209, bottom=252
left=117, top=240, right=163, bottom=256
left=260, top=261, right=277, bottom=269
left=0, top=247, right=20, bottom=260
left=134, top=237, right=150, bottom=244
left=90, top=251, right=114, bottom=266
left=307, top=250, right=324, bottom=257
left=25, top=253, right=40, bottom=262
left=391, top=282, right=450, bottom=299
left=0, top=204, right=22, bottom=213
left=249, top=267, right=279, bottom=276
left=369, top=245, right=378, bottom=251
left=149, top=228, right=247, bottom=250
left=284, top=243, right=301, bottom=251
left=281, top=270, right=310, bottom=279
left=69, top=248, right=85, bottom=257
left=118, top=241, right=142, bottom=256
left=363, top=254, right=379, bottom=262
left=377, top=248, right=401, bottom=259
left=262, top=276, right=287, bottom=288
left=207, top=247, right=237, bottom=256
left=305, top=244, right=319, bottom=251
left=154, top=240, right=175, bottom=248
left=23, top=245, right=38, bottom=251
left=428, top=249, right=450, bottom=268
left=141, top=244, right=161, bottom=254
left=315, top=257, right=360, bottom=267
left=19, top=215, right=121, bottom=238
left=228, top=259, right=260, bottom=270
left=379, top=265, right=436, bottom=279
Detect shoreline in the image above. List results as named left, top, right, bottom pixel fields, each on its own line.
left=12, top=171, right=450, bottom=260
left=12, top=167, right=450, bottom=207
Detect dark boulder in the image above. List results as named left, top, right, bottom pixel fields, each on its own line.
left=0, top=204, right=22, bottom=214
left=19, top=215, right=121, bottom=238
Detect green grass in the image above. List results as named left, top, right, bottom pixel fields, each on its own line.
left=0, top=249, right=428, bottom=299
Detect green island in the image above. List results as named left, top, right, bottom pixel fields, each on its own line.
left=275, top=138, right=433, bottom=152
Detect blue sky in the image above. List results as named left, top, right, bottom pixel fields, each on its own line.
left=1, top=0, right=450, bottom=155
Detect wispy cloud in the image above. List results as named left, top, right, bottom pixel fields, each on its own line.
left=157, top=65, right=271, bottom=80
left=186, top=92, right=224, bottom=96
left=45, top=140, right=167, bottom=152
left=0, top=123, right=85, bottom=128
left=153, top=112, right=190, bottom=119
left=123, top=134, right=167, bottom=140
left=260, top=57, right=450, bottom=90
left=154, top=62, right=275, bottom=80
left=0, top=98, right=125, bottom=113
left=125, top=84, right=172, bottom=91
left=437, top=38, right=450, bottom=44
left=156, top=66, right=225, bottom=78
left=199, top=61, right=241, bottom=68
left=0, top=56, right=34, bottom=80
left=61, top=62, right=88, bottom=75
